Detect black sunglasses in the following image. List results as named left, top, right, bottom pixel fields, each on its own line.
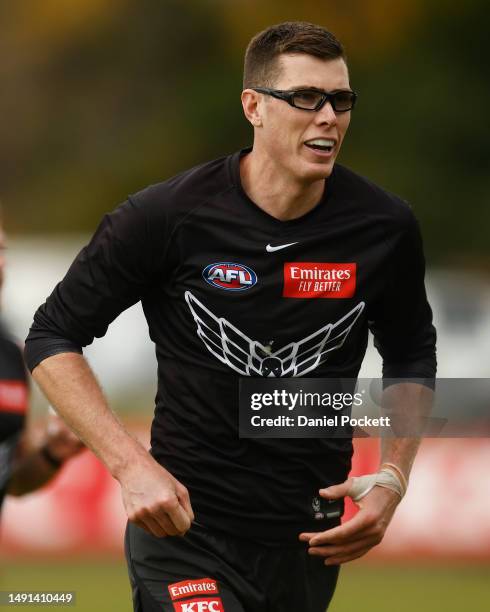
left=252, top=87, right=357, bottom=113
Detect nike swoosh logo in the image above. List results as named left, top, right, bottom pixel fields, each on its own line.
left=266, top=242, right=299, bottom=253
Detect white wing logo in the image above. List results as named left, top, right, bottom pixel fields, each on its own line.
left=185, top=291, right=365, bottom=377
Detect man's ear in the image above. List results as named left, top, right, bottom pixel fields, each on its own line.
left=241, top=89, right=263, bottom=127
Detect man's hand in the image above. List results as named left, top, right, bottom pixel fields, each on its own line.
left=7, top=412, right=85, bottom=496
left=118, top=456, right=195, bottom=539
left=299, top=479, right=400, bottom=565
left=43, top=411, right=85, bottom=463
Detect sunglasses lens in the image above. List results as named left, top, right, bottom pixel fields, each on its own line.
left=292, top=90, right=324, bottom=110
left=333, top=91, right=355, bottom=111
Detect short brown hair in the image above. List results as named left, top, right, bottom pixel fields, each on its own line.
left=243, top=21, right=346, bottom=89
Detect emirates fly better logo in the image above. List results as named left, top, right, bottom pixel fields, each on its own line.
left=283, top=262, right=356, bottom=298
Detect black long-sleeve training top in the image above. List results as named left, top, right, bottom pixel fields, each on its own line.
left=25, top=148, right=436, bottom=540
left=0, top=322, right=28, bottom=512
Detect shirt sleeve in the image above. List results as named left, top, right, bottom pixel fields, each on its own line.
left=0, top=335, right=28, bottom=509
left=0, top=333, right=29, bottom=418
left=368, top=209, right=437, bottom=386
left=24, top=195, right=165, bottom=372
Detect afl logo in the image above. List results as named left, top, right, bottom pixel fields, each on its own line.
left=203, top=262, right=258, bottom=291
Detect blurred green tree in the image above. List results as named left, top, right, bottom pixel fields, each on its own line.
left=0, top=0, right=488, bottom=264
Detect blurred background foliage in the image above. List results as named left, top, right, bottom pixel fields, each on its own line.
left=1, top=0, right=488, bottom=264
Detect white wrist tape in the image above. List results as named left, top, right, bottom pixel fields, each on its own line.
left=347, top=463, right=408, bottom=501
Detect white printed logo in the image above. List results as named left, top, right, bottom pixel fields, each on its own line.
left=185, top=291, right=364, bottom=377
left=266, top=242, right=299, bottom=253
left=178, top=600, right=223, bottom=612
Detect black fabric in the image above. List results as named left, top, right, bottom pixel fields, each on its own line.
left=0, top=322, right=28, bottom=512
left=125, top=521, right=340, bottom=612
left=25, top=149, right=436, bottom=540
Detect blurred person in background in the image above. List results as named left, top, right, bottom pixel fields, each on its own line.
left=24, top=21, right=435, bottom=612
left=0, top=219, right=83, bottom=517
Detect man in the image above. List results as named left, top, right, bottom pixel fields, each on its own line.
left=0, top=223, right=83, bottom=515
left=24, top=21, right=436, bottom=612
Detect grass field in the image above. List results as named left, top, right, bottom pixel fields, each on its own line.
left=1, top=559, right=489, bottom=611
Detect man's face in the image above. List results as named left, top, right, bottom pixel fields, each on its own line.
left=254, top=54, right=352, bottom=182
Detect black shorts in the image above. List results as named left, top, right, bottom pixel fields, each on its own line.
left=125, top=520, right=340, bottom=612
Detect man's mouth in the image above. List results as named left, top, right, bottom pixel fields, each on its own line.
left=304, top=138, right=336, bottom=153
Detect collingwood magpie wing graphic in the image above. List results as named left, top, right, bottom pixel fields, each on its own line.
left=185, top=291, right=365, bottom=377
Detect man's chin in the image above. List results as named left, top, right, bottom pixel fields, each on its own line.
left=300, top=160, right=335, bottom=182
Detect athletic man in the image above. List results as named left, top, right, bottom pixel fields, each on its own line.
left=25, top=22, right=436, bottom=611
left=0, top=222, right=83, bottom=516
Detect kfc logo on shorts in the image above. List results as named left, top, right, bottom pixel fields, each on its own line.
left=169, top=578, right=219, bottom=601
left=203, top=262, right=257, bottom=291
left=173, top=598, right=224, bottom=612
left=283, top=262, right=356, bottom=298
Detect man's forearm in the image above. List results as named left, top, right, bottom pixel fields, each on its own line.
left=31, top=352, right=148, bottom=480
left=7, top=449, right=59, bottom=496
left=380, top=382, right=434, bottom=479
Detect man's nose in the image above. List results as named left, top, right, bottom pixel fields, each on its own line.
left=315, top=101, right=337, bottom=126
